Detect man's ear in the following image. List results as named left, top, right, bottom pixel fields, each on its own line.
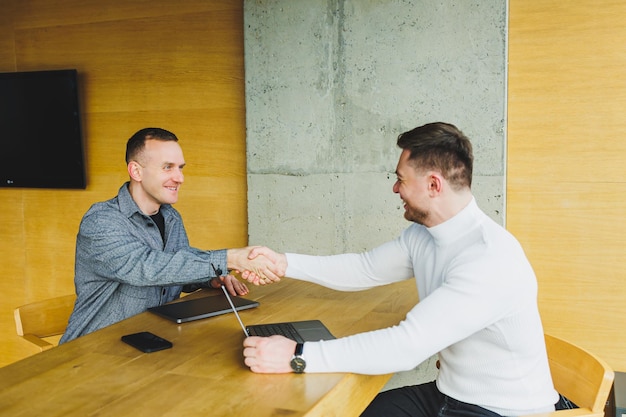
left=427, top=173, right=443, bottom=195
left=128, top=161, right=142, bottom=182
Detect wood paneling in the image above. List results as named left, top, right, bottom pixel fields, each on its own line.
left=508, top=0, right=626, bottom=371
left=0, top=0, right=246, bottom=366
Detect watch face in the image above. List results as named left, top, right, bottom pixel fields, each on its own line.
left=290, top=357, right=306, bottom=373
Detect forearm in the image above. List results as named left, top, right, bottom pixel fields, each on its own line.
left=286, top=241, right=412, bottom=291
left=83, top=238, right=226, bottom=286
left=182, top=276, right=220, bottom=293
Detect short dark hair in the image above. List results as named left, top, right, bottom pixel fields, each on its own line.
left=125, top=127, right=178, bottom=164
left=396, top=122, right=473, bottom=190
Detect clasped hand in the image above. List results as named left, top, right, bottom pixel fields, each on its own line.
left=229, top=246, right=288, bottom=286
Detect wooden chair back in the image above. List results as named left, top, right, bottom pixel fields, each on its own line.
left=14, top=294, right=76, bottom=351
left=523, top=334, right=614, bottom=417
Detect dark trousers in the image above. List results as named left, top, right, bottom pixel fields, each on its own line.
left=360, top=381, right=503, bottom=417
left=360, top=381, right=576, bottom=417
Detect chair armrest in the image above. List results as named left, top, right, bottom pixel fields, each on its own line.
left=21, top=334, right=54, bottom=351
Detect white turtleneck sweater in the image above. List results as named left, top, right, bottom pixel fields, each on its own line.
left=285, top=198, right=558, bottom=416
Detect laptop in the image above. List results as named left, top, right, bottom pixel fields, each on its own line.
left=148, top=293, right=259, bottom=324
left=218, top=286, right=336, bottom=342
left=246, top=320, right=335, bottom=343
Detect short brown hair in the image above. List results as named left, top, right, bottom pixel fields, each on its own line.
left=125, top=127, right=178, bottom=164
left=397, top=122, right=473, bottom=190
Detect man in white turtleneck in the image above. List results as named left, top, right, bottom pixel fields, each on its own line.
left=241, top=122, right=563, bottom=417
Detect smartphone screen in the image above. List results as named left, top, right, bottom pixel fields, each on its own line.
left=121, top=331, right=173, bottom=353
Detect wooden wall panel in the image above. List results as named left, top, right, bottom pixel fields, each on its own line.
left=0, top=0, right=246, bottom=366
left=508, top=0, right=626, bottom=371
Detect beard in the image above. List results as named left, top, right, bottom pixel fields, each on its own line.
left=403, top=204, right=429, bottom=226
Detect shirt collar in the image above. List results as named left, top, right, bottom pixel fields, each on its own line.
left=117, top=182, right=173, bottom=219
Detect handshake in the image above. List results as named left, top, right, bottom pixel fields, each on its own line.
left=227, top=246, right=287, bottom=286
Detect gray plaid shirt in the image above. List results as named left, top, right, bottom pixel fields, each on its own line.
left=60, top=183, right=226, bottom=343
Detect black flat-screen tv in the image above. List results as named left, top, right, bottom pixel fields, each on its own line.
left=0, top=69, right=86, bottom=189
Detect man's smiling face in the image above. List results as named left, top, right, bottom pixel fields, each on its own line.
left=392, top=149, right=432, bottom=226
left=134, top=139, right=186, bottom=211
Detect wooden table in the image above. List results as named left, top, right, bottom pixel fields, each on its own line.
left=0, top=278, right=417, bottom=417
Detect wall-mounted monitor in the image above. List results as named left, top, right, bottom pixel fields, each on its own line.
left=0, top=69, right=86, bottom=189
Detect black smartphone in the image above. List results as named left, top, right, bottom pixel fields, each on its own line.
left=121, top=331, right=173, bottom=353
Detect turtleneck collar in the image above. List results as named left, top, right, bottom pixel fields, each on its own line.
left=426, top=197, right=483, bottom=245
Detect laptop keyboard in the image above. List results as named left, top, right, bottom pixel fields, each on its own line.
left=247, top=322, right=305, bottom=343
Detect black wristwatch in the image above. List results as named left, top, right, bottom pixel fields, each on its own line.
left=290, top=343, right=306, bottom=373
